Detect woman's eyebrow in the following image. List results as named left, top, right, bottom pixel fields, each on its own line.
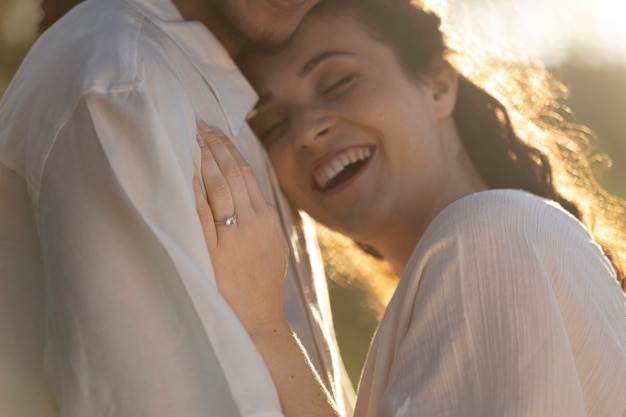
left=299, top=50, right=355, bottom=77
left=250, top=51, right=355, bottom=116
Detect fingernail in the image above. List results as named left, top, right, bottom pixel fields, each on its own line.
left=196, top=133, right=206, bottom=147
left=197, top=120, right=211, bottom=132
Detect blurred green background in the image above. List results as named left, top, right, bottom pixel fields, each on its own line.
left=1, top=0, right=624, bottom=389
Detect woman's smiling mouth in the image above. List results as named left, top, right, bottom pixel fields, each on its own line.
left=312, top=146, right=374, bottom=192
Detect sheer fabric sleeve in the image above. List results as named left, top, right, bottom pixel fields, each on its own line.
left=369, top=192, right=625, bottom=417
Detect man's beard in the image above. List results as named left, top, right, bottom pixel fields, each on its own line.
left=208, top=0, right=296, bottom=55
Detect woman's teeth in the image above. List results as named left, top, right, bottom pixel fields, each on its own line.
left=314, top=146, right=372, bottom=190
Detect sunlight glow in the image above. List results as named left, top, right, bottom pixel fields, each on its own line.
left=445, top=0, right=626, bottom=66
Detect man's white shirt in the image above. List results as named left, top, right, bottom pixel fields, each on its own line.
left=0, top=0, right=354, bottom=415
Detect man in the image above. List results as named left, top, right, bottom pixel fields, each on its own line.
left=0, top=0, right=355, bottom=415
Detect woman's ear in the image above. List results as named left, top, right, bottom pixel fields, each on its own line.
left=426, top=59, right=458, bottom=121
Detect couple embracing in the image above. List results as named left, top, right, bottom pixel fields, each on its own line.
left=1, top=0, right=625, bottom=416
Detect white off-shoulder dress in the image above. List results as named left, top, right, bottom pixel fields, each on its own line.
left=355, top=189, right=626, bottom=417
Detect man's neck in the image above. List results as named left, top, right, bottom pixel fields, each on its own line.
left=171, top=0, right=240, bottom=58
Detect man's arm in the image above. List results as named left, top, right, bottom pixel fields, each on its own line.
left=0, top=163, right=59, bottom=417
left=36, top=88, right=283, bottom=416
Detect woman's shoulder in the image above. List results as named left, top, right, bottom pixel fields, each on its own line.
left=422, top=188, right=583, bottom=246
left=400, top=190, right=618, bottom=319
left=439, top=188, right=575, bottom=223
left=408, top=188, right=609, bottom=288
left=408, top=189, right=618, bottom=295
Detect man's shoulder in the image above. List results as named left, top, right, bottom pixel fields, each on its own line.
left=7, top=0, right=185, bottom=104
left=41, top=2, right=143, bottom=83
left=0, top=2, right=138, bottom=126
left=0, top=0, right=184, bottom=176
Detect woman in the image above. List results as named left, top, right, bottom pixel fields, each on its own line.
left=192, top=0, right=626, bottom=415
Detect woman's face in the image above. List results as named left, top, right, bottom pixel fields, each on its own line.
left=245, top=13, right=462, bottom=243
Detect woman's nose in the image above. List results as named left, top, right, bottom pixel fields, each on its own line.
left=292, top=110, right=335, bottom=150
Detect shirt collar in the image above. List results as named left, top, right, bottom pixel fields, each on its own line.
left=121, top=0, right=258, bottom=136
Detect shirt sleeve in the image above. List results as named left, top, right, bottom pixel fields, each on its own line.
left=380, top=194, right=590, bottom=417
left=0, top=163, right=59, bottom=417
left=35, top=88, right=284, bottom=417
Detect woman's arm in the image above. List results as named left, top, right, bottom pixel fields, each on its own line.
left=193, top=122, right=341, bottom=417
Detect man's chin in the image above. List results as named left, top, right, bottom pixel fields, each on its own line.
left=206, top=0, right=310, bottom=56
left=239, top=35, right=293, bottom=56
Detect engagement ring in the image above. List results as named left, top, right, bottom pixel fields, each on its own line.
left=215, top=213, right=237, bottom=228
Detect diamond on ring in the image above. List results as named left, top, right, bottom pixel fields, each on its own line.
left=215, top=213, right=237, bottom=228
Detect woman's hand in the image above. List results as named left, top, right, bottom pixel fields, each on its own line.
left=192, top=121, right=340, bottom=417
left=192, top=121, right=289, bottom=334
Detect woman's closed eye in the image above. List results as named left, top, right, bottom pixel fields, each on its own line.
left=257, top=118, right=288, bottom=145
left=321, top=73, right=358, bottom=98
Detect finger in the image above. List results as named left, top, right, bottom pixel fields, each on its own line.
left=197, top=122, right=252, bottom=213
left=197, top=131, right=235, bottom=228
left=210, top=126, right=268, bottom=212
left=192, top=168, right=217, bottom=248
